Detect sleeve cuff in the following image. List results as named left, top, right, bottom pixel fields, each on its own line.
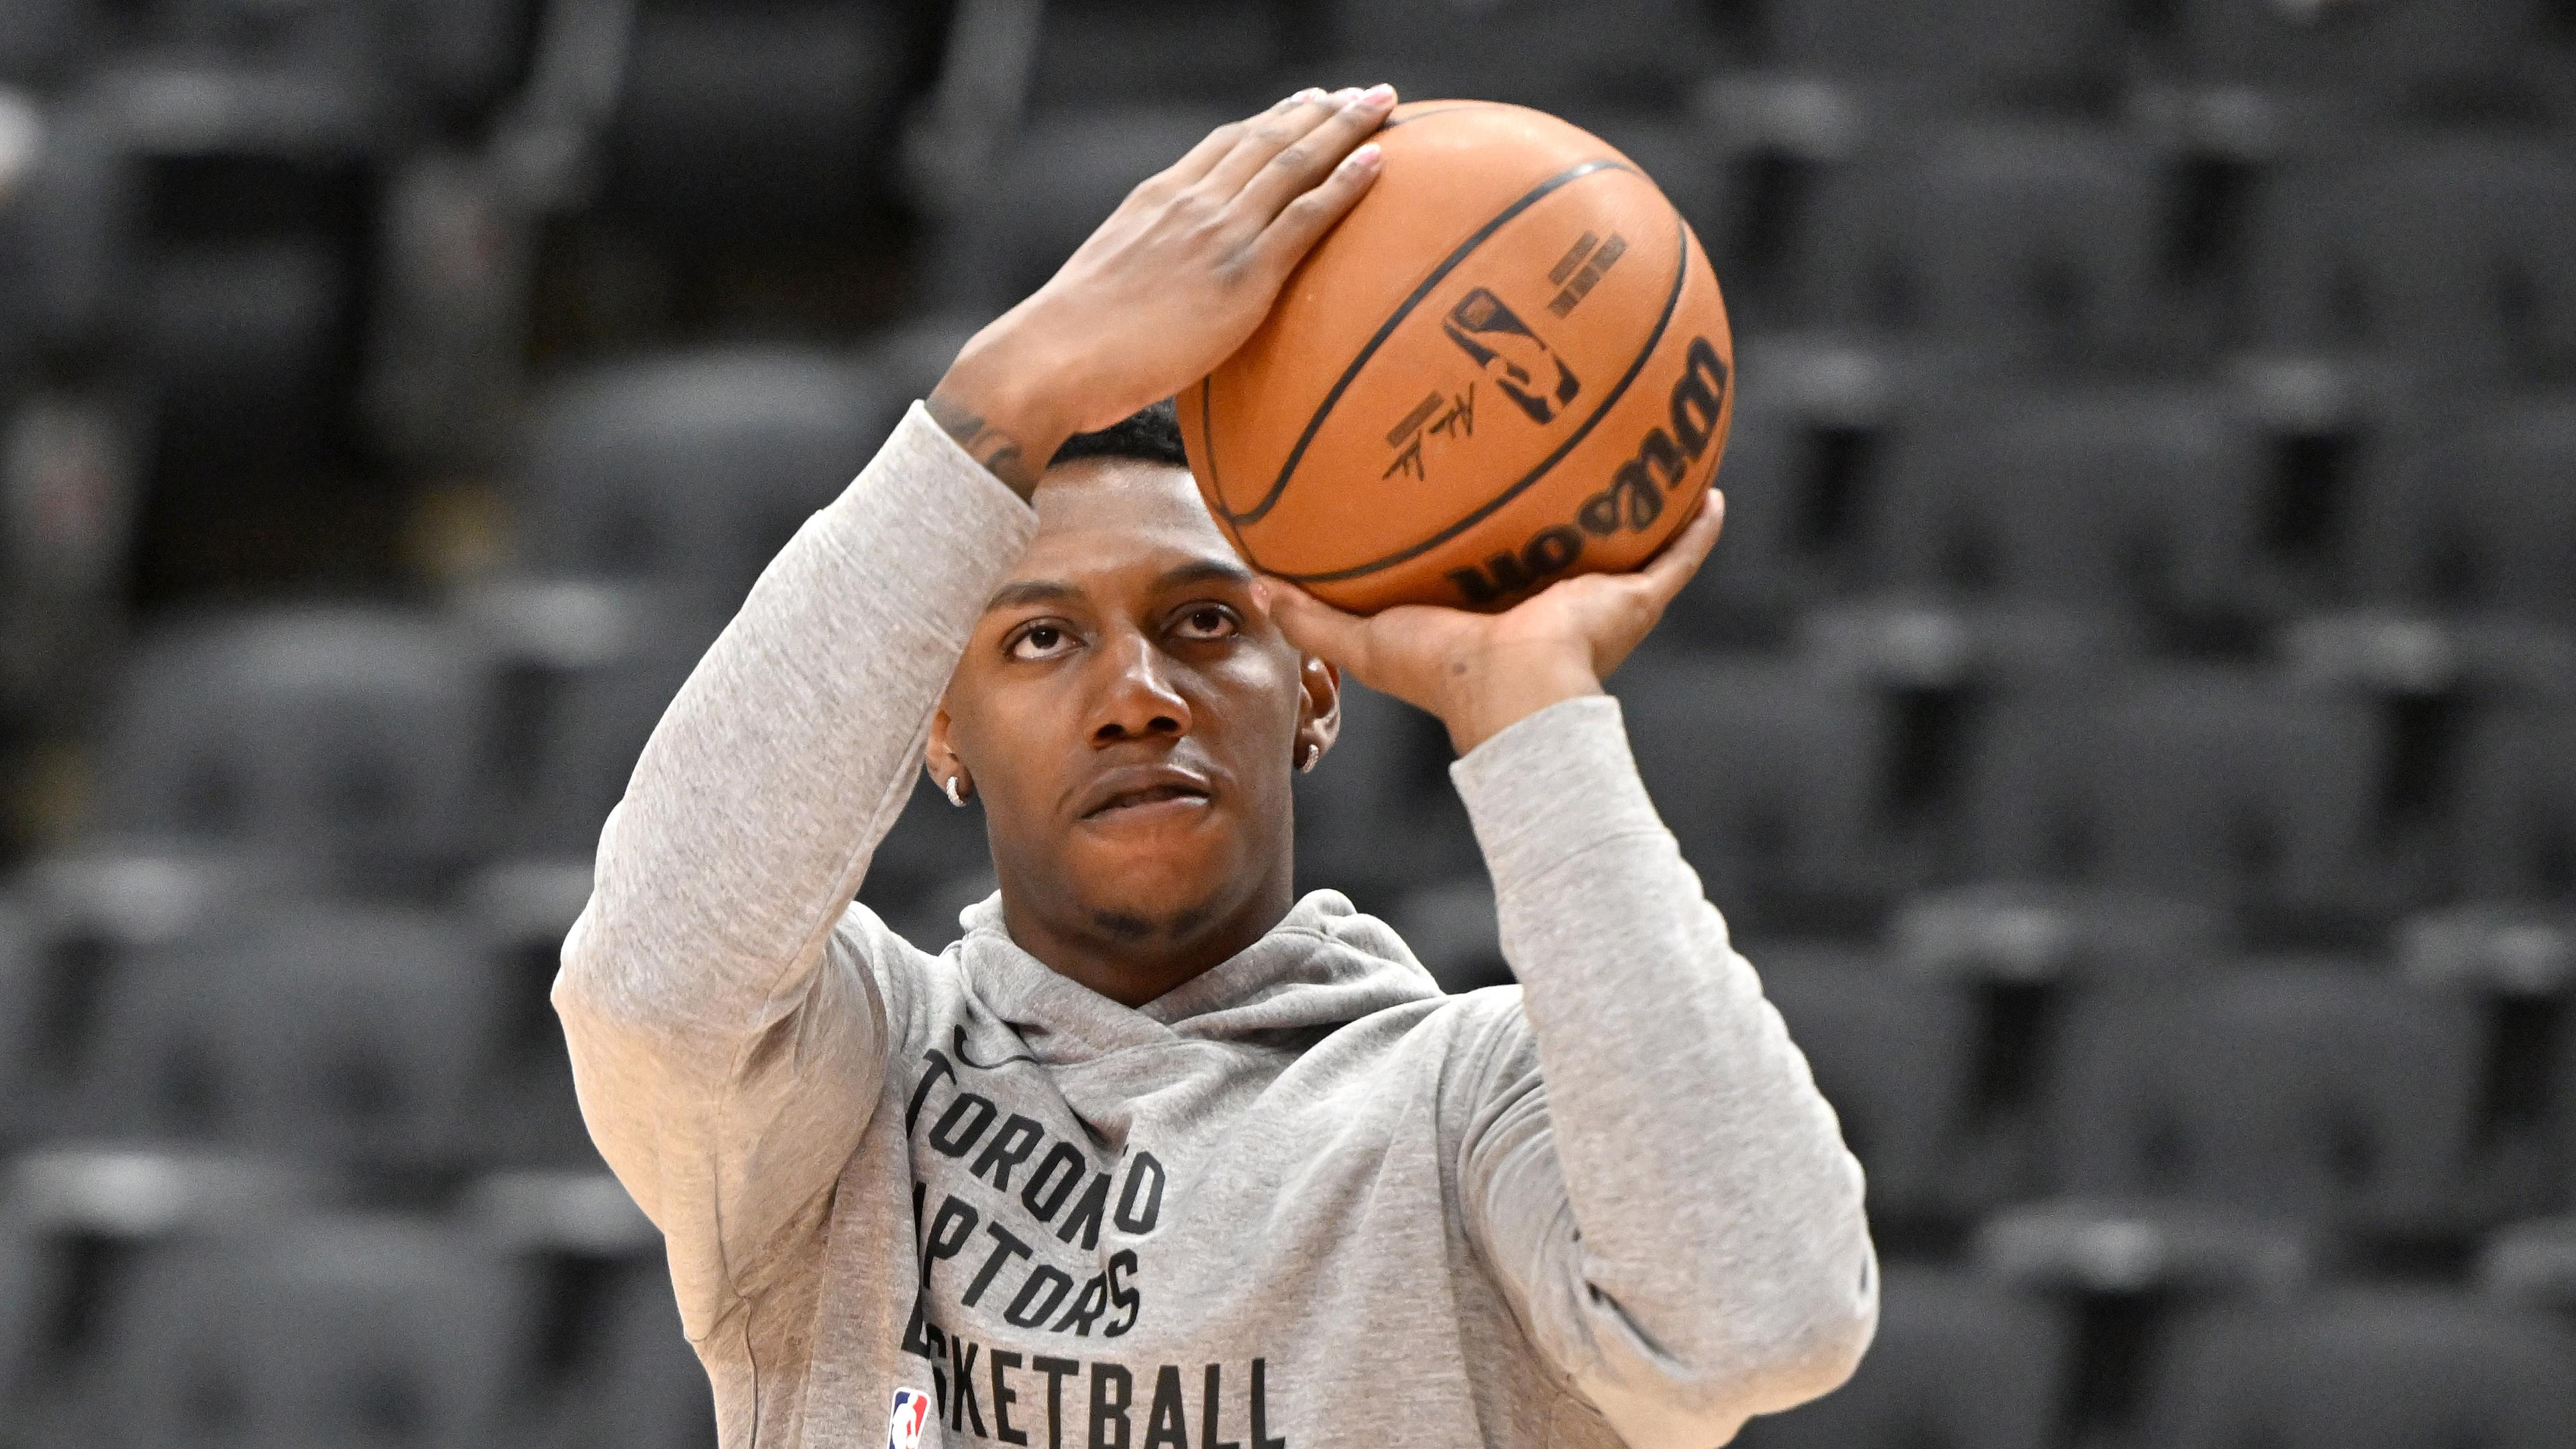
left=1448, top=694, right=1667, bottom=890
left=813, top=398, right=1039, bottom=608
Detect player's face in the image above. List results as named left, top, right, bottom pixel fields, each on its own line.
left=937, top=457, right=1335, bottom=957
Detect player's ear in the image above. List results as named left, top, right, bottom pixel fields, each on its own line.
left=924, top=692, right=967, bottom=794
left=1294, top=655, right=1340, bottom=764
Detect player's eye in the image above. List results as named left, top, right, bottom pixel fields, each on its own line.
left=1172, top=603, right=1240, bottom=640
left=1005, top=621, right=1079, bottom=661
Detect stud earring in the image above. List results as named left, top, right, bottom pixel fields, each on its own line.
left=1297, top=743, right=1320, bottom=773
left=944, top=775, right=969, bottom=806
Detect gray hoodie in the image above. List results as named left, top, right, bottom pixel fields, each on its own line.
left=552, top=400, right=1879, bottom=1449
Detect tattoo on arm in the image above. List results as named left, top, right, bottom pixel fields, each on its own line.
left=926, top=392, right=1041, bottom=500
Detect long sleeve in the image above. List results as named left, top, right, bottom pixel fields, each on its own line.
left=550, top=400, right=1038, bottom=1342
left=1449, top=694, right=1880, bottom=1447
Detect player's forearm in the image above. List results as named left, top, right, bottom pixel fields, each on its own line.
left=1451, top=696, right=1878, bottom=1399
left=557, top=399, right=1036, bottom=1056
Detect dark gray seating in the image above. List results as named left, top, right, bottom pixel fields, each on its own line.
left=91, top=605, right=498, bottom=889
left=598, top=0, right=918, bottom=239
left=2242, top=139, right=2576, bottom=380
left=516, top=349, right=898, bottom=609
left=2137, top=1287, right=2576, bottom=1449
left=2164, top=0, right=2571, bottom=127
left=95, top=1216, right=537, bottom=1449
left=1858, top=384, right=2282, bottom=633
left=2451, top=703, right=2576, bottom=904
left=74, top=903, right=506, bottom=1169
left=1799, top=122, right=2180, bottom=368
left=2351, top=398, right=2576, bottom=629
left=1756, top=0, right=2130, bottom=111
left=2045, top=966, right=2487, bottom=1240
left=1962, top=668, right=2415, bottom=933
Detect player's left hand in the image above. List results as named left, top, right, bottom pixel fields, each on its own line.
left=1258, top=488, right=1725, bottom=755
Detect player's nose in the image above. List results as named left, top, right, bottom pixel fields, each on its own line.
left=1086, top=629, right=1191, bottom=745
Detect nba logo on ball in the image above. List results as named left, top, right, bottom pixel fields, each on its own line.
left=888, top=1387, right=931, bottom=1448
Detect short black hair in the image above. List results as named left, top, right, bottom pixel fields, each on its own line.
left=1047, top=397, right=1186, bottom=470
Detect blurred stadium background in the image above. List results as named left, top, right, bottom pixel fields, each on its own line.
left=3, top=0, right=2575, bottom=1445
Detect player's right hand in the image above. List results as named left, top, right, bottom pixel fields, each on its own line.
left=928, top=84, right=1396, bottom=496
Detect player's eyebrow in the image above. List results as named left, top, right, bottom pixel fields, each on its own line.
left=985, top=579, right=1080, bottom=612
left=1155, top=559, right=1254, bottom=593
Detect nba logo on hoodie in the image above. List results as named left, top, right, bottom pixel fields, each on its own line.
left=888, top=1387, right=930, bottom=1448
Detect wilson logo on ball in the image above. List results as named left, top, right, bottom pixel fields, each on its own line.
left=1444, top=335, right=1729, bottom=606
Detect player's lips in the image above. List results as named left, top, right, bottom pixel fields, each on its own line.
left=1077, top=764, right=1215, bottom=822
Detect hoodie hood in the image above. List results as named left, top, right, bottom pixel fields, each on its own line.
left=951, top=888, right=1444, bottom=1067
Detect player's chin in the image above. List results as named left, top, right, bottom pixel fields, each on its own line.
left=1063, top=808, right=1245, bottom=899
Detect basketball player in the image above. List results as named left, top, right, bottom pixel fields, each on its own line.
left=555, top=84, right=1877, bottom=1449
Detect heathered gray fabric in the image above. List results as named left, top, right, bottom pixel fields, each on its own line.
left=553, top=400, right=1880, bottom=1449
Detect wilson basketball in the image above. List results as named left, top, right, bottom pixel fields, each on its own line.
left=1179, top=99, right=1732, bottom=613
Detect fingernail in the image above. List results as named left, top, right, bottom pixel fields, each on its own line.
left=1330, top=85, right=1361, bottom=103
left=1360, top=83, right=1395, bottom=104
left=1344, top=142, right=1381, bottom=168
left=1291, top=86, right=1326, bottom=103
left=1250, top=579, right=1273, bottom=609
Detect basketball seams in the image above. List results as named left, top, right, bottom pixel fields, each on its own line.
left=1213, top=156, right=1638, bottom=534
left=1275, top=208, right=1700, bottom=586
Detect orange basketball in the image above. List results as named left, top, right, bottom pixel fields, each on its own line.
left=1179, top=99, right=1733, bottom=613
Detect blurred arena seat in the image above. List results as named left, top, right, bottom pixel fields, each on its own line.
left=2043, top=965, right=2488, bottom=1244
left=2398, top=900, right=2576, bottom=1227
left=1857, top=384, right=2284, bottom=637
left=0, top=95, right=129, bottom=371
left=1960, top=667, right=2420, bottom=938
left=0, top=846, right=313, bottom=1148
left=1794, top=121, right=2182, bottom=369
left=0, top=0, right=101, bottom=89
left=1746, top=0, right=2132, bottom=115
left=2240, top=138, right=2576, bottom=381
left=2135, top=1287, right=2576, bottom=1448
left=596, top=0, right=920, bottom=241
left=1732, top=1264, right=2074, bottom=1449
left=2157, top=0, right=2574, bottom=136
left=1880, top=888, right=2235, bottom=1229
left=2349, top=397, right=2576, bottom=635
left=71, top=902, right=506, bottom=1171
left=89, top=605, right=499, bottom=892
left=2478, top=1214, right=2576, bottom=1312
left=2451, top=702, right=2576, bottom=907
left=0, top=1145, right=339, bottom=1441
left=514, top=348, right=899, bottom=610
left=90, top=1214, right=539, bottom=1449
